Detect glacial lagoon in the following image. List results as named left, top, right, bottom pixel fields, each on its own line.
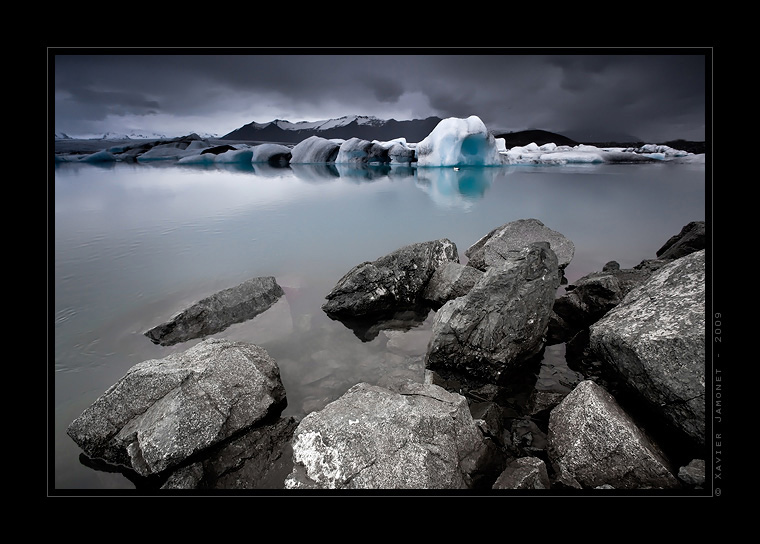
left=52, top=159, right=706, bottom=490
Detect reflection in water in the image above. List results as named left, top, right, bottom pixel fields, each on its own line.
left=289, top=163, right=340, bottom=181
left=416, top=166, right=504, bottom=209
left=286, top=162, right=503, bottom=208
left=326, top=306, right=431, bottom=342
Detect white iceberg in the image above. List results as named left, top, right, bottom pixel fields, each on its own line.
left=178, top=146, right=254, bottom=165
left=335, top=137, right=377, bottom=164
left=252, top=143, right=292, bottom=164
left=137, top=139, right=212, bottom=161
left=290, top=136, right=341, bottom=163
left=415, top=115, right=505, bottom=167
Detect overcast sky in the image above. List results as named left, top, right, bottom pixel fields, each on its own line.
left=51, top=49, right=709, bottom=142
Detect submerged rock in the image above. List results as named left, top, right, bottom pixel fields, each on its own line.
left=145, top=276, right=284, bottom=346
left=66, top=339, right=287, bottom=477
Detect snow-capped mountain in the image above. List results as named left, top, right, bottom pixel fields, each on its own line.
left=222, top=115, right=443, bottom=144
left=54, top=130, right=219, bottom=141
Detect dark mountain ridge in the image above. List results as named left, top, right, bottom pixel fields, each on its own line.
left=222, top=116, right=444, bottom=144
left=221, top=116, right=705, bottom=154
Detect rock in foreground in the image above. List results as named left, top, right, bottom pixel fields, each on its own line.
left=425, top=242, right=560, bottom=384
left=322, top=238, right=458, bottom=318
left=465, top=218, right=575, bottom=273
left=145, top=276, right=284, bottom=346
left=285, top=381, right=499, bottom=489
left=547, top=380, right=680, bottom=489
left=67, top=339, right=287, bottom=477
left=590, top=250, right=706, bottom=447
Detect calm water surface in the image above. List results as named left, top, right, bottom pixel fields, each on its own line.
left=52, top=159, right=706, bottom=490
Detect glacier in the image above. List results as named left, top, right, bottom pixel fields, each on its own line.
left=54, top=115, right=705, bottom=168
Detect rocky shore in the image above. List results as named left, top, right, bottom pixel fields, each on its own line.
left=66, top=216, right=707, bottom=493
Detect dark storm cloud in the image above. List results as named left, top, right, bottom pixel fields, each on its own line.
left=52, top=50, right=708, bottom=142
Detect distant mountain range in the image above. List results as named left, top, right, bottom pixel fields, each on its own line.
left=54, top=115, right=705, bottom=154
left=221, top=115, right=444, bottom=144
left=54, top=130, right=218, bottom=140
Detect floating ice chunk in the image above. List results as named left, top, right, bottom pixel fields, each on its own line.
left=336, top=137, right=376, bottom=164
left=81, top=149, right=117, bottom=162
left=252, top=143, right=292, bottom=164
left=177, top=153, right=216, bottom=164
left=214, top=148, right=254, bottom=163
left=290, top=136, right=341, bottom=163
left=137, top=141, right=209, bottom=161
left=415, top=116, right=505, bottom=167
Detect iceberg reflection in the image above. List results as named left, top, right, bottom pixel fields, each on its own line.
left=416, top=166, right=505, bottom=209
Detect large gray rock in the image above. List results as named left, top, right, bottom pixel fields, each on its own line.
left=549, top=260, right=665, bottom=343
left=161, top=416, right=298, bottom=489
left=145, top=276, right=284, bottom=346
left=589, top=250, right=706, bottom=447
left=423, top=261, right=484, bottom=307
left=322, top=238, right=459, bottom=317
left=547, top=380, right=680, bottom=489
left=549, top=220, right=705, bottom=344
left=656, top=220, right=705, bottom=260
left=425, top=242, right=560, bottom=384
left=284, top=381, right=498, bottom=489
left=465, top=218, right=574, bottom=272
left=67, top=339, right=287, bottom=477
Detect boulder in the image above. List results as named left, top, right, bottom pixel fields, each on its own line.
left=548, top=260, right=663, bottom=343
left=589, top=250, right=706, bottom=447
left=656, top=220, right=705, bottom=260
left=423, top=261, right=484, bottom=307
left=492, top=457, right=551, bottom=490
left=66, top=339, right=287, bottom=477
left=145, top=276, right=284, bottom=346
left=465, top=218, right=574, bottom=273
left=322, top=238, right=458, bottom=318
left=284, top=381, right=500, bottom=489
left=547, top=380, right=680, bottom=489
left=161, top=416, right=298, bottom=489
left=425, top=242, right=560, bottom=384
left=548, top=220, right=705, bottom=344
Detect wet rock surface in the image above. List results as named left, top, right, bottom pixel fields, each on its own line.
left=425, top=242, right=561, bottom=384
left=66, top=339, right=287, bottom=478
left=590, top=250, right=706, bottom=448
left=144, top=276, right=284, bottom=346
left=547, top=380, right=680, bottom=490
left=322, top=238, right=458, bottom=318
left=285, top=381, right=500, bottom=489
